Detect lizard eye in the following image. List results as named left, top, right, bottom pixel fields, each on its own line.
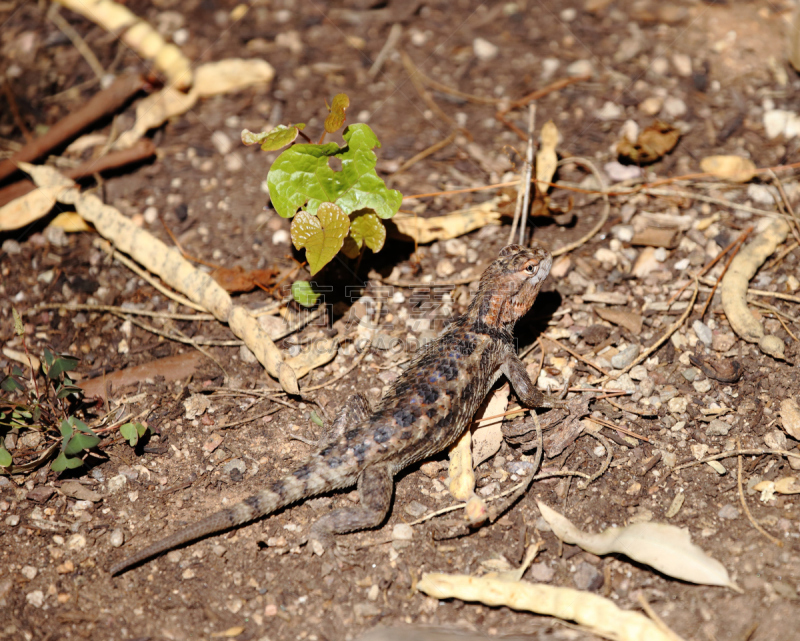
left=525, top=264, right=536, bottom=274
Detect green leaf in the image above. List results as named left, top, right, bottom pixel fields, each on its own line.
left=11, top=365, right=23, bottom=377
left=291, top=280, right=321, bottom=307
left=1, top=375, right=23, bottom=393
left=309, top=411, right=324, bottom=427
left=334, top=124, right=403, bottom=219
left=0, top=447, right=11, bottom=467
left=12, top=308, right=23, bottom=336
left=242, top=123, right=306, bottom=151
left=290, top=203, right=350, bottom=275
left=65, top=432, right=100, bottom=455
left=324, top=94, right=349, bottom=134
left=56, top=385, right=83, bottom=399
left=47, top=354, right=79, bottom=380
left=68, top=417, right=96, bottom=436
left=43, top=347, right=54, bottom=368
left=51, top=452, right=83, bottom=471
left=266, top=124, right=402, bottom=220
left=349, top=211, right=387, bottom=253
left=120, top=422, right=138, bottom=446
left=59, top=419, right=74, bottom=439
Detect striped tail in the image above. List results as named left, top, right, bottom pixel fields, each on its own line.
left=109, top=467, right=339, bottom=575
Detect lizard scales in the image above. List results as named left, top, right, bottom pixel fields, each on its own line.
left=110, top=243, right=562, bottom=575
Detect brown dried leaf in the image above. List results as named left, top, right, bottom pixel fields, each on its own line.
left=210, top=265, right=278, bottom=293
left=617, top=120, right=680, bottom=165
left=593, top=306, right=643, bottom=334
left=471, top=383, right=510, bottom=467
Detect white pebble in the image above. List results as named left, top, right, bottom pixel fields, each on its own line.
left=391, top=523, right=413, bottom=541
left=473, top=37, right=499, bottom=61
left=559, top=8, right=576, bottom=21
left=272, top=229, right=290, bottom=245
left=167, top=550, right=182, bottom=564
left=650, top=57, right=669, bottom=75
left=107, top=474, right=128, bottom=493
left=671, top=53, right=692, bottom=77
left=653, top=247, right=668, bottom=262
left=541, top=58, right=560, bottom=79
left=109, top=529, right=125, bottom=548
left=435, top=259, right=455, bottom=278
left=26, top=590, right=44, bottom=608
left=21, top=566, right=37, bottom=580
left=224, top=153, right=243, bottom=172
left=661, top=96, right=687, bottom=119
left=566, top=59, right=593, bottom=76
left=211, top=131, right=233, bottom=155
left=444, top=238, right=467, bottom=256
left=639, top=96, right=663, bottom=116
left=172, top=28, right=189, bottom=46
left=596, top=101, right=623, bottom=120
left=66, top=534, right=87, bottom=551
left=392, top=291, right=405, bottom=304
left=143, top=206, right=158, bottom=225
left=692, top=320, right=712, bottom=346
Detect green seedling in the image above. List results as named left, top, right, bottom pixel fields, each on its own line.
left=120, top=421, right=148, bottom=447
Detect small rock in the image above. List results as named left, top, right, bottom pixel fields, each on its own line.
left=764, top=430, right=787, bottom=451
left=780, top=398, right=800, bottom=440
left=541, top=58, right=559, bottom=79
left=117, top=465, right=139, bottom=481
left=26, top=486, right=55, bottom=503
left=66, top=534, right=86, bottom=551
left=763, top=109, right=800, bottom=140
left=671, top=53, right=692, bottom=77
left=224, top=152, right=243, bottom=172
left=692, top=320, right=712, bottom=346
left=60, top=481, right=103, bottom=502
left=566, top=59, right=593, bottom=76
left=367, top=584, right=380, bottom=601
left=594, top=247, right=618, bottom=266
left=107, top=474, right=127, bottom=493
left=222, top=458, right=246, bottom=475
left=478, top=481, right=500, bottom=497
left=211, top=131, right=232, bottom=155
left=272, top=229, right=290, bottom=245
left=605, top=162, right=641, bottom=183
left=612, top=373, right=637, bottom=393
left=559, top=7, right=576, bottom=20
left=56, top=560, right=75, bottom=574
left=711, top=332, right=736, bottom=352
left=528, top=562, right=554, bottom=582
left=109, top=529, right=125, bottom=548
left=693, top=379, right=711, bottom=394
left=391, top=523, right=413, bottom=541
left=5, top=515, right=20, bottom=526
left=1, top=239, right=22, bottom=254
left=668, top=396, right=689, bottom=414
left=26, top=590, right=45, bottom=608
left=629, top=365, right=648, bottom=381
left=167, top=550, right=182, bottom=564
left=573, top=561, right=604, bottom=591
left=435, top=259, right=455, bottom=278
left=650, top=57, right=668, bottom=75
left=443, top=238, right=467, bottom=256
left=182, top=568, right=196, bottom=579
left=681, top=367, right=699, bottom=382
left=212, top=544, right=227, bottom=557
left=638, top=96, right=663, bottom=116
left=611, top=344, right=640, bottom=369
left=21, top=566, right=37, bottom=580
left=596, top=101, right=623, bottom=120
left=717, top=504, right=739, bottom=520
left=183, top=393, right=212, bottom=419
left=473, top=37, right=499, bottom=61
left=507, top=460, right=535, bottom=476
left=43, top=225, right=68, bottom=247
left=403, top=500, right=428, bottom=518
left=706, top=419, right=731, bottom=436
left=239, top=344, right=258, bottom=364
left=143, top=206, right=158, bottom=225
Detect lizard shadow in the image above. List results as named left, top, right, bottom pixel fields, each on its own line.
left=513, top=289, right=563, bottom=352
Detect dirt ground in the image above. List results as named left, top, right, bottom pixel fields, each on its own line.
left=2, top=1, right=800, bottom=640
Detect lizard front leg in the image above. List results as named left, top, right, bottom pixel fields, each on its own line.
left=309, top=463, right=393, bottom=553
left=502, top=350, right=567, bottom=410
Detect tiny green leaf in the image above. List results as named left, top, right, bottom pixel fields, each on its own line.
left=1, top=375, right=23, bottom=393
left=43, top=347, right=54, bottom=368
left=51, top=452, right=83, bottom=471
left=57, top=385, right=83, bottom=399
left=349, top=211, right=387, bottom=253
left=65, top=432, right=100, bottom=455
left=291, top=203, right=350, bottom=275
left=59, top=419, right=74, bottom=439
left=324, top=94, right=350, bottom=134
left=0, top=447, right=11, bottom=467
left=309, top=411, right=324, bottom=427
left=242, top=123, right=306, bottom=151
left=68, top=417, right=96, bottom=436
left=12, top=308, right=23, bottom=336
left=291, top=280, right=321, bottom=307
left=48, top=354, right=79, bottom=380
left=120, top=422, right=139, bottom=446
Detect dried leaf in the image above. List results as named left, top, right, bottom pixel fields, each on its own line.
left=593, top=306, right=643, bottom=334
left=193, top=59, right=274, bottom=98
left=700, top=155, right=757, bottom=183
left=775, top=477, right=800, bottom=494
left=324, top=93, right=350, bottom=134
left=780, top=397, right=800, bottom=440
left=0, top=185, right=61, bottom=231
left=291, top=203, right=350, bottom=275
left=49, top=212, right=93, bottom=232
left=115, top=87, right=198, bottom=150
left=210, top=265, right=278, bottom=293
left=285, top=337, right=338, bottom=379
left=448, top=429, right=475, bottom=501
left=388, top=197, right=502, bottom=244
left=617, top=120, right=680, bottom=165
left=537, top=501, right=736, bottom=588
left=417, top=573, right=678, bottom=641
left=535, top=120, right=559, bottom=194
left=471, top=383, right=509, bottom=468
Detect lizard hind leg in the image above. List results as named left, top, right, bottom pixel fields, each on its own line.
left=308, top=462, right=393, bottom=553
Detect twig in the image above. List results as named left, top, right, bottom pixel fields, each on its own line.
left=669, top=448, right=800, bottom=475
left=698, top=276, right=800, bottom=304
left=211, top=407, right=281, bottom=431
left=768, top=169, right=800, bottom=244
left=0, top=74, right=146, bottom=183
left=368, top=23, right=403, bottom=78
left=551, top=157, right=610, bottom=257
left=737, top=442, right=783, bottom=547
left=1, top=79, right=32, bottom=142
left=603, top=398, right=657, bottom=417
left=29, top=302, right=214, bottom=321
left=400, top=51, right=462, bottom=135
left=392, top=130, right=457, bottom=176
left=585, top=416, right=650, bottom=443
left=635, top=592, right=686, bottom=641
left=47, top=4, right=106, bottom=81
left=640, top=188, right=792, bottom=221
left=518, top=104, right=536, bottom=246
left=0, top=138, right=157, bottom=207
left=749, top=300, right=800, bottom=341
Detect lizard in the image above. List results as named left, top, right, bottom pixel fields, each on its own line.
left=110, top=243, right=572, bottom=575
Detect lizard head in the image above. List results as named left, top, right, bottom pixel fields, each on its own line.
left=469, top=243, right=553, bottom=330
